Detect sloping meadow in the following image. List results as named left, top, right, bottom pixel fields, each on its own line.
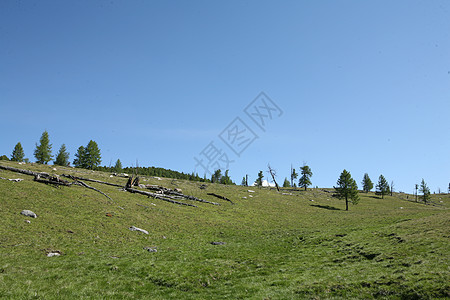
left=0, top=161, right=449, bottom=299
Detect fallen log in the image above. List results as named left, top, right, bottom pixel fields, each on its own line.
left=0, top=164, right=50, bottom=178
left=125, top=187, right=198, bottom=207
left=144, top=185, right=220, bottom=205
left=207, top=193, right=234, bottom=204
left=73, top=180, right=113, bottom=201
left=61, top=174, right=124, bottom=187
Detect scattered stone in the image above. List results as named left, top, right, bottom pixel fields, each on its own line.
left=174, top=188, right=183, bottom=193
left=25, top=220, right=31, bottom=224
left=21, top=210, right=37, bottom=218
left=162, top=236, right=166, bottom=239
left=144, top=246, right=157, bottom=252
left=242, top=197, right=247, bottom=199
left=400, top=207, right=403, bottom=209
left=46, top=250, right=62, bottom=257
left=129, top=226, right=149, bottom=234
left=52, top=168, right=57, bottom=171
left=211, top=242, right=226, bottom=245
left=310, top=199, right=314, bottom=202
left=248, top=190, right=255, bottom=193
left=249, top=195, right=253, bottom=198
left=139, top=184, right=146, bottom=189
left=153, top=177, right=162, bottom=180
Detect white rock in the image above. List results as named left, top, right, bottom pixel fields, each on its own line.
left=242, top=197, right=247, bottom=199
left=248, top=190, right=255, bottom=193
left=21, top=210, right=37, bottom=218
left=47, top=252, right=60, bottom=257
left=129, top=226, right=149, bottom=234
left=249, top=195, right=253, bottom=198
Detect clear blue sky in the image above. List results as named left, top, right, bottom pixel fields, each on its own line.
left=1, top=0, right=449, bottom=193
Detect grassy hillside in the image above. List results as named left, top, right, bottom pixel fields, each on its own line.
left=0, top=161, right=448, bottom=299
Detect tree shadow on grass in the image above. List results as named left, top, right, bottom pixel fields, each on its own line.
left=310, top=204, right=341, bottom=211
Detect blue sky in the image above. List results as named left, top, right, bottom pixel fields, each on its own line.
left=1, top=0, right=449, bottom=193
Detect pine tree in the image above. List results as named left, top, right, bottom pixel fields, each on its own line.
left=54, top=144, right=70, bottom=166
left=419, top=179, right=431, bottom=204
left=11, top=142, right=25, bottom=162
left=290, top=167, right=298, bottom=187
left=334, top=169, right=359, bottom=211
left=73, top=146, right=87, bottom=168
left=114, top=159, right=123, bottom=173
left=220, top=170, right=233, bottom=185
left=256, top=171, right=264, bottom=187
left=299, top=164, right=312, bottom=191
left=84, top=140, right=102, bottom=169
left=361, top=173, right=373, bottom=193
left=376, top=175, right=389, bottom=199
left=0, top=155, right=9, bottom=161
left=34, top=130, right=53, bottom=164
left=211, top=169, right=222, bottom=183
left=241, top=176, right=247, bottom=186
left=283, top=177, right=290, bottom=187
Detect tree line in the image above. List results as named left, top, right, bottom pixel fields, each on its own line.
left=1, top=130, right=210, bottom=183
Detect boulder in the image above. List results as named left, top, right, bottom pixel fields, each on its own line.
left=21, top=210, right=37, bottom=218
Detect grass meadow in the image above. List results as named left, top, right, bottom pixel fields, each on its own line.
left=0, top=161, right=448, bottom=299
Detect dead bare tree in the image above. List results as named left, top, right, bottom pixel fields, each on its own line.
left=267, top=164, right=280, bottom=192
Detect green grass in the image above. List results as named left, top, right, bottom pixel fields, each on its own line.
left=0, top=161, right=449, bottom=299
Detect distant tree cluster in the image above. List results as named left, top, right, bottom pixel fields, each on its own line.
left=73, top=140, right=102, bottom=169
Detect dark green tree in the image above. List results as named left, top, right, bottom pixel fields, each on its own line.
left=376, top=175, right=389, bottom=199
left=290, top=166, right=298, bottom=187
left=299, top=164, right=312, bottom=191
left=54, top=144, right=70, bottom=166
left=256, top=170, right=264, bottom=187
left=211, top=169, right=222, bottom=183
left=220, top=170, right=233, bottom=185
left=34, top=130, right=53, bottom=164
left=334, top=169, right=359, bottom=211
left=73, top=146, right=87, bottom=168
left=84, top=140, right=102, bottom=169
left=241, top=176, right=247, bottom=186
left=283, top=177, right=291, bottom=187
left=11, top=142, right=25, bottom=162
left=114, top=159, right=123, bottom=173
left=361, top=173, right=373, bottom=193
left=419, top=179, right=431, bottom=204
left=0, top=155, right=9, bottom=161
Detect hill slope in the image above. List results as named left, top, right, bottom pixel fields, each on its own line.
left=0, top=161, right=449, bottom=299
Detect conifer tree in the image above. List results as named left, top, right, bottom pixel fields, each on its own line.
left=376, top=175, right=389, bottom=199
left=0, top=155, right=9, bottom=161
left=211, top=169, right=222, bottom=183
left=34, top=130, right=53, bottom=164
left=256, top=170, right=264, bottom=187
left=84, top=140, right=102, bottom=169
left=54, top=144, right=70, bottom=166
left=241, top=176, right=247, bottom=186
left=11, top=142, right=25, bottom=162
left=299, top=164, right=312, bottom=191
left=290, top=167, right=298, bottom=187
left=73, top=146, right=87, bottom=168
left=114, top=159, right=123, bottom=173
left=419, top=179, right=431, bottom=204
left=334, top=169, right=359, bottom=211
left=283, top=177, right=291, bottom=187
left=361, top=173, right=373, bottom=193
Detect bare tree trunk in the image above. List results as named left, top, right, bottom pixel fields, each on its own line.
left=267, top=164, right=280, bottom=192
